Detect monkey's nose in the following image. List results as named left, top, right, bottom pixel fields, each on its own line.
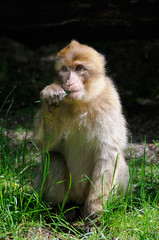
left=66, top=81, right=74, bottom=86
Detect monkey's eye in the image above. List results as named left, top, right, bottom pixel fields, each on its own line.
left=61, top=66, right=68, bottom=72
left=75, top=65, right=84, bottom=72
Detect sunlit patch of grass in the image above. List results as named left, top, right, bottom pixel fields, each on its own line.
left=0, top=124, right=159, bottom=239
left=0, top=94, right=159, bottom=238
left=98, top=145, right=159, bottom=239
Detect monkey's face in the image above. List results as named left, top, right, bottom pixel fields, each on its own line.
left=57, top=63, right=89, bottom=99
left=55, top=40, right=106, bottom=101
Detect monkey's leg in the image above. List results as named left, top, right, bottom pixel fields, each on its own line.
left=84, top=156, right=129, bottom=218
left=34, top=152, right=69, bottom=205
left=84, top=160, right=113, bottom=218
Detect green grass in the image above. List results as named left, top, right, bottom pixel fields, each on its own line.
left=0, top=112, right=159, bottom=239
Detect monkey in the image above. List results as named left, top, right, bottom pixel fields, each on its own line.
left=33, top=40, right=129, bottom=219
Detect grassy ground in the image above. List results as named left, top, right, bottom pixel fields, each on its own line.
left=0, top=112, right=159, bottom=239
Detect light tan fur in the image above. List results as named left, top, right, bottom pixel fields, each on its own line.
left=33, top=40, right=129, bottom=218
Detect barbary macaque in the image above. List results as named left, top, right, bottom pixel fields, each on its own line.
left=33, top=40, right=129, bottom=219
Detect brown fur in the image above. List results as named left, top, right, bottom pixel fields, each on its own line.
left=33, top=41, right=129, bottom=219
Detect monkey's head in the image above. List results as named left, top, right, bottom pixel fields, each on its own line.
left=55, top=40, right=106, bottom=101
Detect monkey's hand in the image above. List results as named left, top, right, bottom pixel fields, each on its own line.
left=40, top=84, right=65, bottom=106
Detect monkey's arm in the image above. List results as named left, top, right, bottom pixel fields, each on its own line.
left=40, top=83, right=66, bottom=106
left=33, top=83, right=65, bottom=152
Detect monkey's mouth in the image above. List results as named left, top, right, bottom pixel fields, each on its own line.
left=64, top=90, right=71, bottom=95
left=64, top=89, right=82, bottom=99
left=65, top=90, right=80, bottom=95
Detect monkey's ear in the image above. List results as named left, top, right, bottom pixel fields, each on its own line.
left=70, top=40, right=79, bottom=47
left=56, top=40, right=79, bottom=59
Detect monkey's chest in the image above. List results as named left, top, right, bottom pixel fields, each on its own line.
left=61, top=125, right=95, bottom=181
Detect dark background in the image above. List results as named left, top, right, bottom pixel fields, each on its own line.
left=0, top=0, right=159, bottom=142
